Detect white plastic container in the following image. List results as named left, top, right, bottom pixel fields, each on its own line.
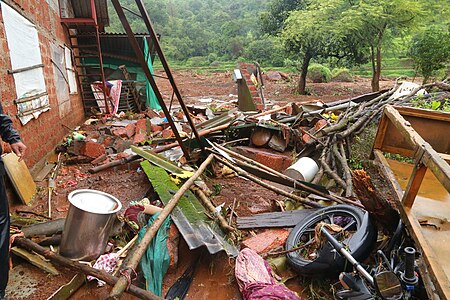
left=284, top=157, right=319, bottom=182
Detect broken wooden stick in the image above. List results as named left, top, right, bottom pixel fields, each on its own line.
left=13, top=237, right=162, bottom=300
left=192, top=187, right=235, bottom=232
left=109, top=154, right=214, bottom=299
left=213, top=154, right=324, bottom=208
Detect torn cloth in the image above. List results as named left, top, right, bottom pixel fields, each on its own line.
left=235, top=248, right=301, bottom=300
left=139, top=212, right=171, bottom=296
left=87, top=253, right=118, bottom=286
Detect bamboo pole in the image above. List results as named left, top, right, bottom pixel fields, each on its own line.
left=192, top=188, right=235, bottom=232
left=13, top=237, right=162, bottom=300
left=109, top=154, right=214, bottom=299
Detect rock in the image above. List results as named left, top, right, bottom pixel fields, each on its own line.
left=112, top=128, right=128, bottom=138
left=266, top=71, right=282, bottom=81
left=161, top=128, right=174, bottom=139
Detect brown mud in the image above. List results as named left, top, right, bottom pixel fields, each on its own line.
left=7, top=70, right=406, bottom=299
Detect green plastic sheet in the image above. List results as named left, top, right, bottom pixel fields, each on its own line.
left=138, top=212, right=171, bottom=296
left=144, top=37, right=161, bottom=110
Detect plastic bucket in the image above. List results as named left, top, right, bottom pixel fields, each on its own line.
left=284, top=157, right=319, bottom=182
left=59, top=189, right=122, bottom=261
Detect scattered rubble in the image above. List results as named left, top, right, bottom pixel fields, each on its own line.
left=7, top=76, right=450, bottom=300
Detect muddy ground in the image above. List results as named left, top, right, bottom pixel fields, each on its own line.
left=8, top=70, right=402, bottom=300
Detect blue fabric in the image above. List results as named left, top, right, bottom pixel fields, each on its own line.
left=138, top=212, right=171, bottom=296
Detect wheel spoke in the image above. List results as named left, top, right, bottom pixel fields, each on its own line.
left=342, top=219, right=357, bottom=231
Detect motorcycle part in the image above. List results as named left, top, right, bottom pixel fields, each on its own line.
left=374, top=271, right=403, bottom=300
left=285, top=205, right=376, bottom=276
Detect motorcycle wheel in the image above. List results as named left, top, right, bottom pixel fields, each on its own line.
left=286, top=205, right=377, bottom=276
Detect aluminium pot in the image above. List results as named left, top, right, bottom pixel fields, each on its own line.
left=59, top=189, right=122, bottom=261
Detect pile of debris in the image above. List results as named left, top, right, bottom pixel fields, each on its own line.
left=8, top=78, right=450, bottom=300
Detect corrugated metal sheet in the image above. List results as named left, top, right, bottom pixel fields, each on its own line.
left=76, top=33, right=146, bottom=62
left=71, top=0, right=109, bottom=27
left=141, top=161, right=239, bottom=257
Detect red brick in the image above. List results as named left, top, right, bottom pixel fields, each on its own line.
left=234, top=146, right=293, bottom=172
left=81, top=141, right=106, bottom=158
left=125, top=123, right=136, bottom=139
left=242, top=229, right=290, bottom=254
left=161, top=128, right=174, bottom=139
left=314, top=119, right=328, bottom=131
left=112, top=128, right=128, bottom=138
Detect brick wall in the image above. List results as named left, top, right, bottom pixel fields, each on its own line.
left=0, top=0, right=85, bottom=168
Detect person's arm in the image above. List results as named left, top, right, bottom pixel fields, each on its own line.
left=0, top=105, right=26, bottom=160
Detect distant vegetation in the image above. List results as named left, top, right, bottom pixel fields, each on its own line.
left=107, top=0, right=450, bottom=92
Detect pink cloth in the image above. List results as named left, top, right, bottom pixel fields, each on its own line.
left=87, top=253, right=118, bottom=286
left=235, top=248, right=301, bottom=300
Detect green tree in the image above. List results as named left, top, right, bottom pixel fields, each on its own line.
left=340, top=0, right=422, bottom=91
left=260, top=0, right=309, bottom=35
left=409, top=26, right=450, bottom=83
left=281, top=0, right=366, bottom=94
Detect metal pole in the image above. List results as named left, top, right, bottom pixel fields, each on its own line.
left=111, top=0, right=190, bottom=159
left=134, top=0, right=207, bottom=157
left=91, top=0, right=110, bottom=114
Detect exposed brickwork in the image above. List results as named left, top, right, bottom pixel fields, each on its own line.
left=0, top=0, right=85, bottom=168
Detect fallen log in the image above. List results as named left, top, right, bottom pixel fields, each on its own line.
left=352, top=169, right=399, bottom=232
left=13, top=237, right=162, bottom=300
left=21, top=218, right=65, bottom=237
left=109, top=154, right=214, bottom=299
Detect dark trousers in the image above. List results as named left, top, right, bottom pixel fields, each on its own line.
left=0, top=175, right=9, bottom=292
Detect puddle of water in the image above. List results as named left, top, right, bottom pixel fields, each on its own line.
left=387, top=159, right=450, bottom=281
left=6, top=265, right=39, bottom=299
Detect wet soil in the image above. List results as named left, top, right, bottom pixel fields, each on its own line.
left=7, top=70, right=402, bottom=299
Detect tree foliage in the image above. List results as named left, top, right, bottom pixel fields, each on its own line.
left=409, top=26, right=450, bottom=83
left=281, top=0, right=367, bottom=94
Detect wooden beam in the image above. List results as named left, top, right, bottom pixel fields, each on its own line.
left=402, top=163, right=427, bottom=208
left=383, top=105, right=450, bottom=193
left=373, top=149, right=450, bottom=299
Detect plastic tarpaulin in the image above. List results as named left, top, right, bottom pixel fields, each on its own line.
left=65, top=47, right=78, bottom=94
left=1, top=1, right=49, bottom=125
left=51, top=43, right=71, bottom=118
left=143, top=37, right=160, bottom=110
left=91, top=80, right=122, bottom=115
left=138, top=212, right=171, bottom=296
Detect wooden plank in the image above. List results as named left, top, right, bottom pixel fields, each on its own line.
left=2, top=153, right=36, bottom=204
left=47, top=273, right=86, bottom=300
left=374, top=150, right=450, bottom=299
left=395, top=106, right=450, bottom=122
left=384, top=105, right=450, bottom=193
left=372, top=113, right=389, bottom=150
left=11, top=247, right=59, bottom=275
left=236, top=209, right=317, bottom=229
left=402, top=163, right=427, bottom=208
left=34, top=163, right=56, bottom=182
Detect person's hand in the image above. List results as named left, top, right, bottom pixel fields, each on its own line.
left=11, top=141, right=27, bottom=161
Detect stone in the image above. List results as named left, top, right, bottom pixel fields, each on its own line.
left=112, top=128, right=128, bottom=138
left=266, top=71, right=282, bottom=81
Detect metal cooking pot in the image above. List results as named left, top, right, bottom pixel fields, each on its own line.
left=59, top=189, right=122, bottom=261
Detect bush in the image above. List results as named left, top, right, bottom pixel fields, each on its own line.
left=307, top=63, right=332, bottom=83
left=331, top=68, right=353, bottom=82
left=186, top=56, right=209, bottom=67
